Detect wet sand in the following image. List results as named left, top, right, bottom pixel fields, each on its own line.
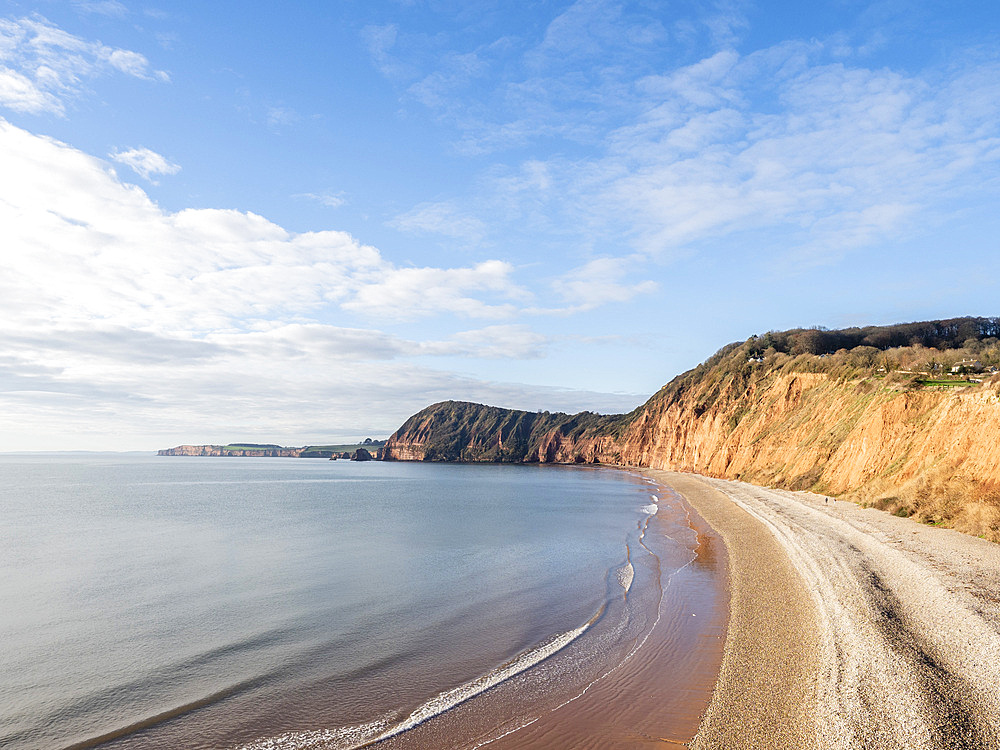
left=651, top=472, right=821, bottom=749
left=353, top=472, right=729, bottom=750
left=482, top=489, right=729, bottom=749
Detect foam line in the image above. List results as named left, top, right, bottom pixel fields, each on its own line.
left=364, top=610, right=602, bottom=746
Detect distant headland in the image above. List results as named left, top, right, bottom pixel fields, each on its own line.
left=157, top=439, right=385, bottom=460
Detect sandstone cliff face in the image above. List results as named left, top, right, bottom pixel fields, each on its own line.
left=384, top=362, right=1000, bottom=540
left=625, top=368, right=1000, bottom=538
left=382, top=401, right=623, bottom=464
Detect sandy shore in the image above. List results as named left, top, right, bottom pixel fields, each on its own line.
left=379, top=473, right=729, bottom=750
left=478, top=482, right=728, bottom=750
left=653, top=471, right=1000, bottom=750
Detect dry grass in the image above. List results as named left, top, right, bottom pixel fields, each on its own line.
left=857, top=471, right=1000, bottom=542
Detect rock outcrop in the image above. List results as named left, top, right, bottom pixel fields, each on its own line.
left=382, top=401, right=624, bottom=464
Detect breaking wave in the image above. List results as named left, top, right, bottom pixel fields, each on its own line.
left=235, top=612, right=601, bottom=750
left=369, top=611, right=599, bottom=744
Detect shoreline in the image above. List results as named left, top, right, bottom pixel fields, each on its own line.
left=657, top=470, right=1000, bottom=749
left=649, top=471, right=820, bottom=749
left=372, top=468, right=730, bottom=749
left=479, top=472, right=729, bottom=749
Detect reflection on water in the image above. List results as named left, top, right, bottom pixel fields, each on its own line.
left=0, top=456, right=658, bottom=750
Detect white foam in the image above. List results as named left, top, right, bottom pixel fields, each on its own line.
left=616, top=561, right=634, bottom=593
left=235, top=618, right=596, bottom=750
left=235, top=719, right=389, bottom=749
left=640, top=503, right=658, bottom=515
left=650, top=494, right=659, bottom=502
left=369, top=617, right=596, bottom=744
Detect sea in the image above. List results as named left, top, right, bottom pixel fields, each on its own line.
left=0, top=454, right=725, bottom=750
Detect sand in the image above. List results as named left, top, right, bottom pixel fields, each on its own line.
left=654, top=471, right=1000, bottom=750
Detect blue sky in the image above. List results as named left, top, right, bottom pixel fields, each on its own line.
left=1, top=0, right=998, bottom=450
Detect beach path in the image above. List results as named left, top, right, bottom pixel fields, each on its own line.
left=655, top=471, right=1000, bottom=750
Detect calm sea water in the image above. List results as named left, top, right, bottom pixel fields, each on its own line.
left=0, top=455, right=709, bottom=750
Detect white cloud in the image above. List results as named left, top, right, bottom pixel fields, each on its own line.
left=110, top=146, right=180, bottom=181
left=0, top=67, right=61, bottom=114
left=199, top=323, right=548, bottom=362
left=1, top=119, right=529, bottom=331
left=0, top=15, right=168, bottom=116
left=419, top=325, right=549, bottom=359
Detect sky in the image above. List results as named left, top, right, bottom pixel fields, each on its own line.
left=1, top=0, right=999, bottom=451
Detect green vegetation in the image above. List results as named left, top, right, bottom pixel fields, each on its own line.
left=743, top=317, right=1000, bottom=359
left=665, top=316, right=1000, bottom=393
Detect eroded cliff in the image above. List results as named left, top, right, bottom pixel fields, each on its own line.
left=384, top=318, right=1000, bottom=540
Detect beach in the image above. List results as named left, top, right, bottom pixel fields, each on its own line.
left=655, top=471, right=1000, bottom=750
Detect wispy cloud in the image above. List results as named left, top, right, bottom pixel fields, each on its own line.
left=596, top=46, right=1000, bottom=264
left=361, top=23, right=409, bottom=79
left=200, top=323, right=548, bottom=362
left=295, top=191, right=347, bottom=208
left=0, top=15, right=168, bottom=116
left=390, top=200, right=487, bottom=243
left=71, top=1, right=129, bottom=18
left=266, top=105, right=299, bottom=130
left=110, top=146, right=180, bottom=181
left=548, top=257, right=658, bottom=312
left=359, top=2, right=1000, bottom=276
